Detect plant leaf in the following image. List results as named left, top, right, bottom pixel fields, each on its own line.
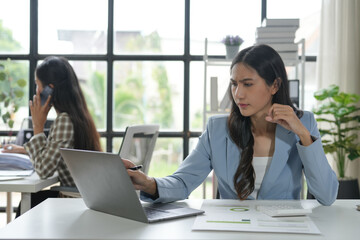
left=0, top=93, right=6, bottom=101
left=2, top=112, right=10, bottom=123
left=8, top=119, right=14, bottom=128
left=16, top=78, right=27, bottom=87
left=14, top=88, right=24, bottom=98
left=314, top=84, right=339, bottom=100
left=4, top=99, right=10, bottom=107
left=0, top=72, right=6, bottom=81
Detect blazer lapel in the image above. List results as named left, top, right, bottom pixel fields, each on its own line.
left=259, top=125, right=296, bottom=196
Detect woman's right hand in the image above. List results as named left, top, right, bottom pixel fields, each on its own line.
left=122, top=159, right=157, bottom=196
left=1, top=144, right=28, bottom=154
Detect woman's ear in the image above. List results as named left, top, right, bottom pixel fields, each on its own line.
left=271, top=78, right=281, bottom=95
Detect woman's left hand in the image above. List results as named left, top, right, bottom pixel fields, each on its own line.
left=29, top=89, right=52, bottom=135
left=265, top=104, right=313, bottom=145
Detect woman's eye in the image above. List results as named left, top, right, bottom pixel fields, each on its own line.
left=244, top=83, right=253, bottom=87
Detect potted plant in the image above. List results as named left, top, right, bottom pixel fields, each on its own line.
left=313, top=84, right=360, bottom=199
left=0, top=59, right=26, bottom=134
left=221, top=35, right=244, bottom=60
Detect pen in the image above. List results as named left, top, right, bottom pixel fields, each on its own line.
left=128, top=165, right=143, bottom=171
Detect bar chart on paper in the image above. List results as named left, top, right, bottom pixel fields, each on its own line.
left=192, top=200, right=320, bottom=234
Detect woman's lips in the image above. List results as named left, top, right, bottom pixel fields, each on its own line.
left=238, top=103, right=249, bottom=108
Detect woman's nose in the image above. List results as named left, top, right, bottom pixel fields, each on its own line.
left=234, top=85, right=244, bottom=98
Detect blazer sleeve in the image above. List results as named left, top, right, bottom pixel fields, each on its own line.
left=296, top=112, right=339, bottom=206
left=140, top=123, right=214, bottom=203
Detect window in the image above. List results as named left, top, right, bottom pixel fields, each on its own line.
left=38, top=0, right=108, bottom=54
left=190, top=0, right=261, bottom=55
left=0, top=60, right=29, bottom=130
left=113, top=61, right=184, bottom=130
left=114, top=0, right=184, bottom=55
left=0, top=0, right=30, bottom=54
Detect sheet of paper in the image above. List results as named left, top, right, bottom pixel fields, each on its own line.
left=0, top=176, right=24, bottom=181
left=192, top=199, right=320, bottom=234
left=0, top=150, right=33, bottom=170
left=0, top=150, right=31, bottom=160
left=0, top=170, right=34, bottom=176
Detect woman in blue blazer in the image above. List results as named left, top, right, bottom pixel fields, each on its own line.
left=124, top=44, right=339, bottom=206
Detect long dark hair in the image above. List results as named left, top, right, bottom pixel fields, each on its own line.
left=35, top=56, right=102, bottom=151
left=227, top=44, right=302, bottom=200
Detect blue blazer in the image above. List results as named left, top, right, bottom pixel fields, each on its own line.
left=142, top=111, right=338, bottom=206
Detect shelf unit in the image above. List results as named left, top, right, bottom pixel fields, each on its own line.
left=202, top=38, right=306, bottom=199
left=202, top=39, right=231, bottom=133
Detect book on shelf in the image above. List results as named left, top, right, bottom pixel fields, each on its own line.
left=210, top=77, right=218, bottom=111
left=256, top=26, right=298, bottom=33
left=262, top=18, right=300, bottom=27
left=255, top=30, right=296, bottom=39
left=219, top=88, right=231, bottom=111
left=266, top=43, right=299, bottom=52
left=256, top=37, right=295, bottom=44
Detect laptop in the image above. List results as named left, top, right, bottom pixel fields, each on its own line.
left=60, top=148, right=204, bottom=223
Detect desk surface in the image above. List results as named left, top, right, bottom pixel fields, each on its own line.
left=1, top=199, right=360, bottom=239
left=0, top=173, right=58, bottom=192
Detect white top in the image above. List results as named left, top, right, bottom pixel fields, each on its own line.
left=250, top=156, right=272, bottom=199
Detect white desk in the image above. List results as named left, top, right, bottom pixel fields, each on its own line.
left=0, top=198, right=359, bottom=239
left=0, top=173, right=58, bottom=218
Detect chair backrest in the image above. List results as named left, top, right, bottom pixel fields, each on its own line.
left=15, top=117, right=54, bottom=145
left=118, top=124, right=160, bottom=175
left=288, top=79, right=300, bottom=108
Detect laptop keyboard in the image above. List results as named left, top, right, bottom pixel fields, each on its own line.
left=143, top=206, right=170, bottom=218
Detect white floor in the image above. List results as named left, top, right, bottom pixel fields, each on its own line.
left=0, top=192, right=20, bottom=229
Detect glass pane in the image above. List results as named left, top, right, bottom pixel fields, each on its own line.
left=70, top=60, right=107, bottom=130
left=148, top=138, right=183, bottom=178
left=267, top=0, right=322, bottom=55
left=189, top=61, right=204, bottom=131
left=100, top=137, right=107, bottom=152
left=38, top=0, right=108, bottom=54
left=0, top=60, right=29, bottom=131
left=190, top=0, right=261, bottom=55
left=112, top=137, right=124, bottom=154
left=113, top=61, right=184, bottom=130
left=0, top=0, right=29, bottom=54
left=114, top=0, right=184, bottom=55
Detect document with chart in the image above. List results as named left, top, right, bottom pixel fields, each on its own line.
left=192, top=200, right=320, bottom=234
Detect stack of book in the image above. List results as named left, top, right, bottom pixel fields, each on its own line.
left=255, top=18, right=300, bottom=63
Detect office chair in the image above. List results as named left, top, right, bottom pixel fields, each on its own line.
left=119, top=124, right=160, bottom=175
left=15, top=117, right=53, bottom=145
left=288, top=79, right=300, bottom=108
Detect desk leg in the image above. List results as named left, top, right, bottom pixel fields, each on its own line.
left=6, top=192, right=12, bottom=223
left=20, top=192, right=31, bottom=215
